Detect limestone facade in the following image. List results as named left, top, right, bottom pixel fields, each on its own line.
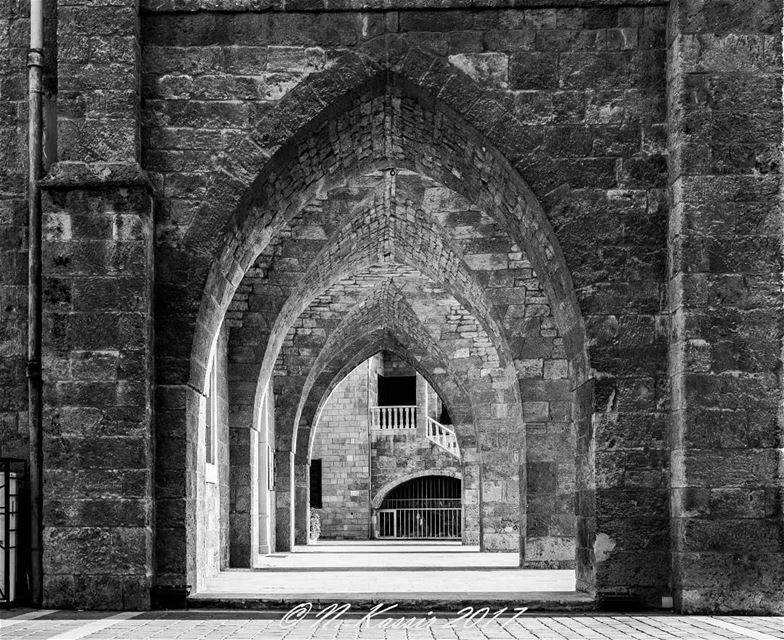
left=0, top=0, right=781, bottom=614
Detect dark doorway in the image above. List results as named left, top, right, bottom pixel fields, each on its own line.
left=377, top=375, right=416, bottom=406
left=309, top=459, right=322, bottom=509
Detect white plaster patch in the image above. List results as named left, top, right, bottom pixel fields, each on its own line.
left=449, top=53, right=509, bottom=89
left=594, top=532, right=616, bottom=562
left=44, top=212, right=71, bottom=241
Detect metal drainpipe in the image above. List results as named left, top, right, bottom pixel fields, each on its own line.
left=367, top=360, right=373, bottom=539
left=27, top=0, right=44, bottom=608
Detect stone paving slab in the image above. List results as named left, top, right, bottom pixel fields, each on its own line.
left=194, top=542, right=576, bottom=608
left=2, top=610, right=784, bottom=640
left=257, top=542, right=519, bottom=570
left=188, top=593, right=593, bottom=613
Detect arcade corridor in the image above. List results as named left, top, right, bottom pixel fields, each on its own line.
left=2, top=0, right=782, bottom=615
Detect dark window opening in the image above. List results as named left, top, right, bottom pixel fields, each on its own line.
left=438, top=405, right=452, bottom=425
left=310, top=459, right=322, bottom=509
left=377, top=375, right=416, bottom=406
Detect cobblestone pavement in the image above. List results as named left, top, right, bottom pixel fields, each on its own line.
left=2, top=609, right=783, bottom=640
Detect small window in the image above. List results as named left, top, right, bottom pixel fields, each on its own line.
left=205, top=349, right=218, bottom=483
left=310, top=459, right=322, bottom=509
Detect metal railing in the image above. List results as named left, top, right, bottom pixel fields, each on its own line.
left=425, top=417, right=460, bottom=458
left=1, top=459, right=26, bottom=607
left=371, top=405, right=417, bottom=430
left=377, top=507, right=462, bottom=539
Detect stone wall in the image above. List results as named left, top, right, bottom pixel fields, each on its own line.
left=313, top=356, right=466, bottom=540
left=0, top=0, right=781, bottom=614
left=257, top=382, right=275, bottom=554
left=667, top=0, right=784, bottom=614
left=39, top=180, right=154, bottom=609
left=379, top=351, right=415, bottom=378
left=142, top=2, right=669, bottom=584
left=0, top=1, right=31, bottom=461
left=311, top=362, right=371, bottom=539
left=371, top=433, right=460, bottom=505
left=372, top=369, right=462, bottom=516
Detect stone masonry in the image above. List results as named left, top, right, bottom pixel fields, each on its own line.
left=311, top=354, right=462, bottom=540
left=311, top=362, right=372, bottom=540
left=0, top=0, right=781, bottom=614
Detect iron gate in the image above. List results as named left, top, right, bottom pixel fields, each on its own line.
left=1, top=458, right=27, bottom=606
left=377, top=506, right=461, bottom=539
left=376, top=475, right=461, bottom=540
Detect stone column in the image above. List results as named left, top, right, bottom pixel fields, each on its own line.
left=480, top=428, right=523, bottom=552
left=294, top=462, right=310, bottom=545
left=574, top=380, right=595, bottom=595
left=274, top=449, right=295, bottom=551
left=229, top=422, right=258, bottom=567
left=460, top=453, right=481, bottom=545
left=522, top=371, right=576, bottom=570
left=38, top=0, right=152, bottom=610
left=668, top=1, right=784, bottom=614
left=40, top=170, right=154, bottom=609
left=226, top=339, right=260, bottom=569
left=415, top=373, right=427, bottom=435
left=257, top=390, right=273, bottom=554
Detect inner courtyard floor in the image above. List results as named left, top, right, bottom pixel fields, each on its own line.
left=192, top=541, right=580, bottom=608
left=3, top=610, right=783, bottom=640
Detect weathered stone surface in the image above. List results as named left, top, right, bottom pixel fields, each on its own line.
left=668, top=0, right=784, bottom=615
left=40, top=179, right=155, bottom=609
left=1, top=0, right=779, bottom=614
left=0, top=1, right=32, bottom=462
left=310, top=362, right=373, bottom=540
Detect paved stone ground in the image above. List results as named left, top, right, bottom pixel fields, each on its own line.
left=198, top=542, right=575, bottom=601
left=2, top=610, right=784, bottom=640
left=255, top=541, right=537, bottom=569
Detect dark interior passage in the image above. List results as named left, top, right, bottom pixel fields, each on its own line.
left=377, top=375, right=417, bottom=406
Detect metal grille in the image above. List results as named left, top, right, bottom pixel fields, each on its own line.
left=376, top=475, right=461, bottom=540
left=1, top=459, right=26, bottom=606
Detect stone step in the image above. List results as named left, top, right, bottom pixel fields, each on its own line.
left=187, top=591, right=595, bottom=613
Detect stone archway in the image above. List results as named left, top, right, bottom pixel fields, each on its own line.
left=156, top=42, right=594, bottom=596
left=297, top=334, right=480, bottom=547
left=372, top=469, right=463, bottom=510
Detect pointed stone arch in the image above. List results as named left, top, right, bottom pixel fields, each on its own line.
left=159, top=37, right=594, bottom=595
left=299, top=317, right=483, bottom=461
left=298, top=336, right=481, bottom=546
left=280, top=282, right=496, bottom=550
left=179, top=40, right=587, bottom=393
left=252, top=182, right=515, bottom=427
